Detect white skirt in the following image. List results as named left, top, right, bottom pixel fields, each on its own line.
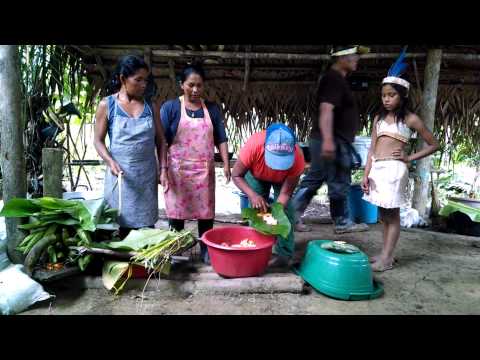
left=363, top=159, right=409, bottom=209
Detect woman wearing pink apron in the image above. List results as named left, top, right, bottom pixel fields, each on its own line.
left=160, top=64, right=230, bottom=263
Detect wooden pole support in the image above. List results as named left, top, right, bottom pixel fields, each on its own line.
left=412, top=49, right=443, bottom=218
left=168, top=59, right=176, bottom=90
left=0, top=45, right=27, bottom=264
left=42, top=148, right=63, bottom=198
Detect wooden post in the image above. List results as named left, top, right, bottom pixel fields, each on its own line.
left=412, top=49, right=442, bottom=218
left=242, top=45, right=252, bottom=92
left=0, top=45, right=27, bottom=264
left=42, top=148, right=63, bottom=198
left=243, top=59, right=251, bottom=91
left=143, top=47, right=151, bottom=67
left=168, top=59, right=176, bottom=91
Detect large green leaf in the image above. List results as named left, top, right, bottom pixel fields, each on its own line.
left=32, top=197, right=77, bottom=210
left=63, top=203, right=97, bottom=232
left=0, top=198, right=41, bottom=217
left=82, top=199, right=105, bottom=223
left=18, top=218, right=79, bottom=229
left=78, top=254, right=93, bottom=271
left=241, top=202, right=291, bottom=239
left=103, top=228, right=171, bottom=251
left=98, top=207, right=119, bottom=226
left=54, top=218, right=81, bottom=226
left=0, top=197, right=118, bottom=233
left=439, top=200, right=480, bottom=222
left=102, top=261, right=131, bottom=294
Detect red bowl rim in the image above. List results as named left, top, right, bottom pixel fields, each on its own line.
left=201, top=226, right=275, bottom=251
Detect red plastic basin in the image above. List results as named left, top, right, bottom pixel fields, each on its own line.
left=130, top=264, right=150, bottom=278
left=201, top=226, right=276, bottom=278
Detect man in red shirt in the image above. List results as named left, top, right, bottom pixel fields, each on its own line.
left=232, top=123, right=305, bottom=267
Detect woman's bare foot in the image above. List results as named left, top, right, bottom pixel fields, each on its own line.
left=371, top=257, right=395, bottom=272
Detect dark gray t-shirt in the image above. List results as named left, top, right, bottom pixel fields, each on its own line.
left=310, top=69, right=360, bottom=143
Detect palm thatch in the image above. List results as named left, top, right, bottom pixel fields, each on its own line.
left=153, top=79, right=318, bottom=149
left=61, top=44, right=480, bottom=156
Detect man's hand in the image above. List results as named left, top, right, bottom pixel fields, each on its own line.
left=249, top=193, right=269, bottom=213
left=321, top=139, right=336, bottom=160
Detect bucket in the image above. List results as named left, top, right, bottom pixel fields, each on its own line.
left=300, top=144, right=311, bottom=163
left=201, top=226, right=276, bottom=278
left=347, top=185, right=378, bottom=224
left=294, top=240, right=384, bottom=300
left=352, top=136, right=371, bottom=167
left=234, top=191, right=250, bottom=211
left=235, top=191, right=274, bottom=212
left=239, top=192, right=249, bottom=210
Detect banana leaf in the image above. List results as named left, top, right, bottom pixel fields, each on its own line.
left=102, top=260, right=132, bottom=294
left=0, top=198, right=41, bottom=217
left=34, top=197, right=78, bottom=210
left=78, top=254, right=93, bottom=271
left=81, top=199, right=105, bottom=226
left=439, top=200, right=480, bottom=223
left=17, top=218, right=79, bottom=230
left=0, top=197, right=118, bottom=232
left=102, top=228, right=171, bottom=251
left=96, top=205, right=119, bottom=231
left=241, top=202, right=291, bottom=239
left=61, top=199, right=101, bottom=232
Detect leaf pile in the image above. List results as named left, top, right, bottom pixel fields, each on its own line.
left=0, top=197, right=119, bottom=275
left=100, top=228, right=196, bottom=295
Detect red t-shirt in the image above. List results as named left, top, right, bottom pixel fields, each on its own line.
left=239, top=131, right=305, bottom=183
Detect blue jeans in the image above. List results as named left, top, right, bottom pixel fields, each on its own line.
left=292, top=138, right=353, bottom=223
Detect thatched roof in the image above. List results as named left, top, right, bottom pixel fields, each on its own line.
left=69, top=45, right=480, bottom=151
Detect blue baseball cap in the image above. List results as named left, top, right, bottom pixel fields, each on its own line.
left=265, top=123, right=296, bottom=171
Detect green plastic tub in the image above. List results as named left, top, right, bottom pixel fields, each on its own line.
left=295, top=240, right=384, bottom=301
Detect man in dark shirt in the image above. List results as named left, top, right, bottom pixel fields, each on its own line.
left=292, top=45, right=370, bottom=234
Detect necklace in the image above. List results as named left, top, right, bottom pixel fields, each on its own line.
left=186, top=108, right=196, bottom=118
left=185, top=106, right=201, bottom=118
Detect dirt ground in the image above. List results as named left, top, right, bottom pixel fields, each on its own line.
left=21, top=216, right=480, bottom=315
left=13, top=169, right=479, bottom=314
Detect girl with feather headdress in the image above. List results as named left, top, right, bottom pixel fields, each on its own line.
left=361, top=47, right=440, bottom=272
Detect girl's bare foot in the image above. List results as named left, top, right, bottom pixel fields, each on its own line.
left=371, top=257, right=395, bottom=272
left=369, top=255, right=398, bottom=264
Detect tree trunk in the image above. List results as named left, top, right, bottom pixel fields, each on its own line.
left=42, top=148, right=63, bottom=198
left=0, top=45, right=27, bottom=264
left=412, top=49, right=442, bottom=219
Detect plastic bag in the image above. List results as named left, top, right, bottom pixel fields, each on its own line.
left=0, top=216, right=10, bottom=271
left=0, top=264, right=52, bottom=315
left=400, top=207, right=427, bottom=228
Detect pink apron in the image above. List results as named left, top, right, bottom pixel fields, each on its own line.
left=164, top=96, right=215, bottom=219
